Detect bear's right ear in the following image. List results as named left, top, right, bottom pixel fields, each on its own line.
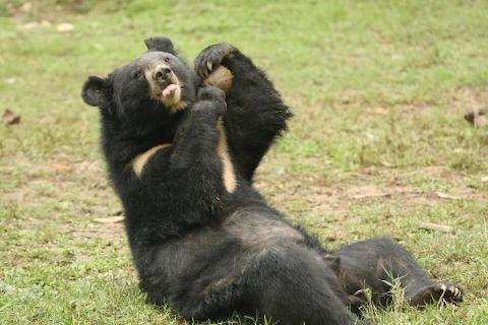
left=81, top=76, right=110, bottom=108
left=144, top=36, right=176, bottom=54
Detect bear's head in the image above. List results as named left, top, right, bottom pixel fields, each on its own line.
left=81, top=37, right=197, bottom=135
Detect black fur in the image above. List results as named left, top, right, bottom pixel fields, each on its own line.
left=332, top=238, right=463, bottom=313
left=145, top=36, right=176, bottom=54
left=81, top=37, right=462, bottom=325
left=195, top=42, right=293, bottom=181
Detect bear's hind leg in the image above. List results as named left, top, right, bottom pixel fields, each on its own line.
left=333, top=238, right=463, bottom=308
left=245, top=245, right=359, bottom=325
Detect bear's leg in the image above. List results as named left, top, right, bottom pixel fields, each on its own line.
left=194, top=43, right=293, bottom=181
left=244, top=245, right=361, bottom=325
left=129, top=86, right=232, bottom=234
left=171, top=277, right=245, bottom=322
left=170, top=245, right=360, bottom=324
left=333, top=238, right=463, bottom=309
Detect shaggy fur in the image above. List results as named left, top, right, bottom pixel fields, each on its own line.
left=81, top=37, right=462, bottom=325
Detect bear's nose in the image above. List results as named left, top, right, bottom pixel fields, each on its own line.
left=155, top=67, right=172, bottom=81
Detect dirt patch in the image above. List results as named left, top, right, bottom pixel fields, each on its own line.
left=256, top=166, right=488, bottom=220
left=1, top=153, right=123, bottom=241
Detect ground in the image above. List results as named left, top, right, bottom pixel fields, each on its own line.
left=0, top=1, right=487, bottom=324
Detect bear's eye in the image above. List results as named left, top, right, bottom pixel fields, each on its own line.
left=164, top=57, right=170, bottom=63
left=131, top=70, right=143, bottom=79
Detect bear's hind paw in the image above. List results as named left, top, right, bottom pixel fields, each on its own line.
left=409, top=283, right=463, bottom=307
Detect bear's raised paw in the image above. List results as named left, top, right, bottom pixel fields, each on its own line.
left=194, top=43, right=235, bottom=80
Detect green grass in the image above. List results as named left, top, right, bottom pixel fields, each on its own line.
left=1, top=0, right=487, bottom=324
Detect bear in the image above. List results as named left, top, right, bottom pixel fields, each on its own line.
left=81, top=36, right=463, bottom=325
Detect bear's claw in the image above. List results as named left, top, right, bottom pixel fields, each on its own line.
left=194, top=43, right=236, bottom=80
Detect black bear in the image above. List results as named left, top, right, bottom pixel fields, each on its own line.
left=81, top=36, right=462, bottom=325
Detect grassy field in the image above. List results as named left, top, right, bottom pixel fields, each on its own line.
left=1, top=1, right=487, bottom=324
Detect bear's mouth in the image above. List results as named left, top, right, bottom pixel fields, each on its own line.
left=146, top=68, right=185, bottom=111
left=159, top=81, right=184, bottom=111
left=162, top=83, right=179, bottom=99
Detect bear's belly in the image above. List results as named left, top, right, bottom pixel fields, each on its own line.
left=223, top=208, right=304, bottom=251
left=137, top=208, right=305, bottom=302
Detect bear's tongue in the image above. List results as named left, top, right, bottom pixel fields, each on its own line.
left=162, top=84, right=178, bottom=99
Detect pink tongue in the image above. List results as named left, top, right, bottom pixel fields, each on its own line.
left=162, top=84, right=178, bottom=98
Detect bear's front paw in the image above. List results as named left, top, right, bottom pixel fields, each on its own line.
left=198, top=85, right=226, bottom=103
left=196, top=86, right=227, bottom=114
left=194, top=43, right=236, bottom=80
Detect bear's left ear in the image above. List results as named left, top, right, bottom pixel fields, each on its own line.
left=144, top=36, right=176, bottom=54
left=81, top=76, right=110, bottom=108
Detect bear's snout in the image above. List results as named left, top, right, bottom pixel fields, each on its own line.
left=155, top=66, right=172, bottom=82
left=153, top=65, right=173, bottom=85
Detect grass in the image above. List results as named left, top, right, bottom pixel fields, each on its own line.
left=0, top=0, right=487, bottom=324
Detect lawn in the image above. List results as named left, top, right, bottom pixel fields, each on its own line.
left=0, top=1, right=487, bottom=324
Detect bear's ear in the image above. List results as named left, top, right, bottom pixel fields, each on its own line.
left=81, top=76, right=110, bottom=108
left=144, top=36, right=176, bottom=54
